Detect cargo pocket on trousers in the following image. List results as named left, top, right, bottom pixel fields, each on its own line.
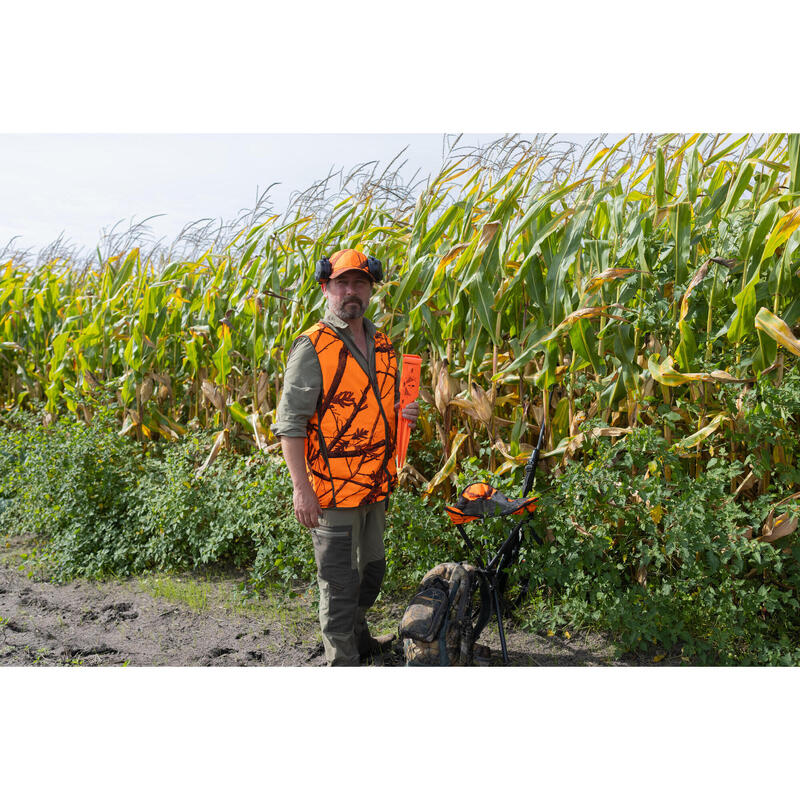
left=312, top=526, right=359, bottom=634
left=311, top=526, right=355, bottom=593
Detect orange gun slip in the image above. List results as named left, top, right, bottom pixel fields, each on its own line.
left=396, top=354, right=421, bottom=468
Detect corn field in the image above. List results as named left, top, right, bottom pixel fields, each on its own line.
left=2, top=133, right=799, bottom=496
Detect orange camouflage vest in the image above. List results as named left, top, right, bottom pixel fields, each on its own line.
left=302, top=322, right=398, bottom=508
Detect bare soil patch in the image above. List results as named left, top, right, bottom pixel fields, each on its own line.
left=0, top=561, right=325, bottom=667
left=1, top=540, right=657, bottom=667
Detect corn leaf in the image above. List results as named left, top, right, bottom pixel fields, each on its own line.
left=422, top=432, right=467, bottom=496
left=196, top=428, right=228, bottom=475
left=754, top=307, right=800, bottom=357
left=761, top=206, right=800, bottom=263
left=727, top=268, right=760, bottom=343
left=672, top=413, right=728, bottom=452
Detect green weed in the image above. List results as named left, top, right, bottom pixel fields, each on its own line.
left=3, top=392, right=800, bottom=664
left=139, top=575, right=211, bottom=612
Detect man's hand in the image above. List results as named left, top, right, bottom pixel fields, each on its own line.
left=280, top=436, right=322, bottom=529
left=398, top=400, right=419, bottom=429
left=293, top=484, right=322, bottom=529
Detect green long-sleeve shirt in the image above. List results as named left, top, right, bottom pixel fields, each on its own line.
left=271, top=308, right=399, bottom=439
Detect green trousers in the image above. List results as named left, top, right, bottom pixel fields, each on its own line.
left=311, top=500, right=387, bottom=666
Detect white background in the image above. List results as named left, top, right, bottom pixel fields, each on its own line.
left=2, top=0, right=798, bottom=797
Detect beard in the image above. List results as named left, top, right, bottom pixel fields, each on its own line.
left=333, top=296, right=365, bottom=320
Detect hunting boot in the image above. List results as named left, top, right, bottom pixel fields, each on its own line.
left=355, top=607, right=395, bottom=661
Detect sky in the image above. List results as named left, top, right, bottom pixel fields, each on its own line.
left=3, top=1, right=795, bottom=264
left=0, top=132, right=597, bottom=257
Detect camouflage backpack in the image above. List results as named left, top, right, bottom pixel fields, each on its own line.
left=399, top=562, right=483, bottom=666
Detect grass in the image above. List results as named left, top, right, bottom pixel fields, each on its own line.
left=138, top=574, right=211, bottom=612
left=136, top=567, right=406, bottom=646
left=137, top=569, right=323, bottom=644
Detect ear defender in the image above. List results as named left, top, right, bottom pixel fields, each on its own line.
left=316, top=252, right=382, bottom=283
left=315, top=257, right=332, bottom=282
left=367, top=256, right=383, bottom=282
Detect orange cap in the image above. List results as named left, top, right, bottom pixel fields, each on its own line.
left=328, top=249, right=372, bottom=281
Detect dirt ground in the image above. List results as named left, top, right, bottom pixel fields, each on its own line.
left=0, top=542, right=654, bottom=668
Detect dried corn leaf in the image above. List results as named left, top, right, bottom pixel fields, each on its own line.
left=422, top=432, right=467, bottom=496
left=679, top=261, right=709, bottom=323
left=439, top=244, right=468, bottom=270
left=139, top=376, right=154, bottom=404
left=593, top=426, right=633, bottom=437
left=583, top=268, right=635, bottom=295
left=196, top=428, right=228, bottom=475
left=479, top=221, right=501, bottom=248
left=120, top=414, right=137, bottom=436
left=759, top=491, right=800, bottom=543
left=153, top=373, right=173, bottom=401
left=201, top=379, right=225, bottom=411
left=450, top=382, right=495, bottom=427
left=492, top=437, right=533, bottom=463
left=754, top=307, right=800, bottom=357
left=708, top=370, right=745, bottom=383
left=251, top=413, right=267, bottom=450
left=760, top=514, right=798, bottom=543
left=648, top=354, right=742, bottom=386
left=672, top=413, right=728, bottom=452
left=538, top=306, right=625, bottom=345
left=433, top=360, right=459, bottom=417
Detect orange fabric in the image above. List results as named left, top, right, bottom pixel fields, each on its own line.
left=462, top=483, right=496, bottom=501
left=398, top=354, right=421, bottom=407
left=303, top=322, right=398, bottom=508
left=445, top=482, right=538, bottom=525
left=329, top=249, right=371, bottom=281
left=396, top=353, right=421, bottom=469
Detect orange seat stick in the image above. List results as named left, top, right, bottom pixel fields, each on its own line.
left=396, top=354, right=421, bottom=469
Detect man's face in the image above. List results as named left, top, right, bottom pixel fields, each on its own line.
left=322, top=270, right=373, bottom=320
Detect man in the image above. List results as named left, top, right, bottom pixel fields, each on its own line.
left=272, top=248, right=419, bottom=666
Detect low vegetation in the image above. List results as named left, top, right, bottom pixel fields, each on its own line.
left=2, top=386, right=799, bottom=664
